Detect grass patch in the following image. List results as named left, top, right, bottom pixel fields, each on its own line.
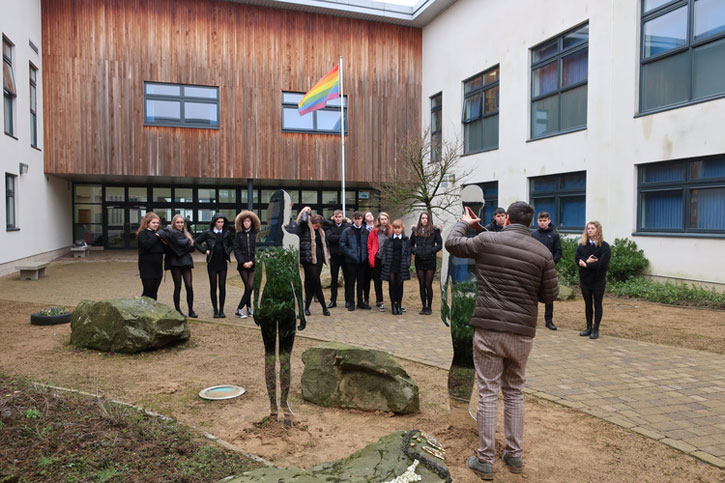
left=0, top=375, right=262, bottom=482
left=608, top=278, right=725, bottom=309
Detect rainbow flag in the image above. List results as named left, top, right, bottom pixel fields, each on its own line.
left=298, top=65, right=340, bottom=116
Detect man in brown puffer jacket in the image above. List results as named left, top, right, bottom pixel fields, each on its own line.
left=445, top=201, right=559, bottom=480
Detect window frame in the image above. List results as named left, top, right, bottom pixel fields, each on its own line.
left=143, top=82, right=220, bottom=129
left=461, top=66, right=499, bottom=154
left=636, top=155, right=725, bottom=236
left=3, top=36, right=16, bottom=137
left=529, top=23, right=589, bottom=140
left=29, top=63, right=38, bottom=148
left=529, top=171, right=587, bottom=232
left=639, top=0, right=725, bottom=115
left=430, top=92, right=442, bottom=162
left=6, top=173, right=17, bottom=230
left=281, top=91, right=348, bottom=134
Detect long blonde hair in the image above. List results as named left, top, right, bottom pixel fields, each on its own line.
left=136, top=212, right=160, bottom=235
left=580, top=221, right=604, bottom=246
left=375, top=212, right=392, bottom=235
left=171, top=214, right=194, bottom=243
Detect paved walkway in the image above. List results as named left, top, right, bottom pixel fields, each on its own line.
left=2, top=253, right=724, bottom=469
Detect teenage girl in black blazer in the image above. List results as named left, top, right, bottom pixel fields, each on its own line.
left=233, top=210, right=260, bottom=318
left=137, top=212, right=164, bottom=300
left=194, top=213, right=234, bottom=318
left=575, top=221, right=611, bottom=340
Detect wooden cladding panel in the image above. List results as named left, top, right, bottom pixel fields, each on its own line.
left=42, top=0, right=422, bottom=183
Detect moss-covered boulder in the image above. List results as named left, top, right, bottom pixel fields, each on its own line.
left=301, top=342, right=419, bottom=414
left=558, top=284, right=576, bottom=300
left=70, top=297, right=189, bottom=353
left=223, top=430, right=451, bottom=482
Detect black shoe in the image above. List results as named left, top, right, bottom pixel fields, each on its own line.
left=347, top=305, right=355, bottom=311
left=188, top=310, right=198, bottom=318
left=425, top=307, right=432, bottom=315
left=579, top=328, right=592, bottom=337
left=589, top=330, right=599, bottom=339
left=219, top=312, right=226, bottom=318
left=213, top=312, right=220, bottom=318
left=304, top=308, right=311, bottom=316
left=419, top=307, right=427, bottom=315
left=545, top=321, right=557, bottom=330
left=322, top=309, right=331, bottom=316
left=328, top=301, right=337, bottom=308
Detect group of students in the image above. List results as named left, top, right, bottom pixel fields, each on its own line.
left=136, top=210, right=260, bottom=319
left=136, top=207, right=444, bottom=319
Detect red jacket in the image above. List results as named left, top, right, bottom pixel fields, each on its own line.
left=367, top=227, right=391, bottom=267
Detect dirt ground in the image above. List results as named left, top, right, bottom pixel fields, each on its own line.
left=1, top=292, right=723, bottom=482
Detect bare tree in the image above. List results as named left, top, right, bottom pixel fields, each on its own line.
left=375, top=129, right=471, bottom=221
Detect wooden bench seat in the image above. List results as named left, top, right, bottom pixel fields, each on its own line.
left=15, top=263, right=49, bottom=280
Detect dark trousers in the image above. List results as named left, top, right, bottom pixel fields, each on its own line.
left=544, top=302, right=554, bottom=322
left=388, top=271, right=404, bottom=304
left=329, top=254, right=345, bottom=304
left=581, top=287, right=605, bottom=327
left=303, top=262, right=326, bottom=310
left=372, top=257, right=384, bottom=305
left=360, top=262, right=371, bottom=303
left=344, top=261, right=367, bottom=306
left=141, top=278, right=162, bottom=300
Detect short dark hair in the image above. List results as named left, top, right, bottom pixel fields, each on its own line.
left=334, top=209, right=343, bottom=216
left=494, top=207, right=506, bottom=215
left=352, top=211, right=363, bottom=219
left=507, top=201, right=535, bottom=226
left=537, top=211, right=550, bottom=219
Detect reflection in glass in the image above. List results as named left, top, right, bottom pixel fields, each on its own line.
left=301, top=190, right=317, bottom=204
left=482, top=116, right=499, bottom=151
left=484, top=87, right=498, bottom=114
left=128, top=187, right=147, bottom=202
left=153, top=187, right=172, bottom=202
left=464, top=75, right=483, bottom=93
left=533, top=62, right=558, bottom=97
left=463, top=93, right=482, bottom=121
left=563, top=24, right=589, bottom=50
left=185, top=102, right=218, bottom=125
left=105, top=187, right=125, bottom=202
left=322, top=190, right=338, bottom=205
left=644, top=0, right=672, bottom=13
left=184, top=86, right=217, bottom=99
left=694, top=0, right=725, bottom=40
left=532, top=95, right=559, bottom=137
left=219, top=188, right=236, bottom=203
left=74, top=204, right=103, bottom=224
left=107, top=207, right=124, bottom=226
left=560, top=85, right=587, bottom=130
left=175, top=188, right=193, bottom=203
left=643, top=6, right=688, bottom=58
left=145, top=83, right=180, bottom=96
left=74, top=185, right=102, bottom=203
left=107, top=229, right=124, bottom=248
left=316, top=110, right=342, bottom=131
left=145, top=99, right=181, bottom=122
left=197, top=188, right=216, bottom=203
left=562, top=48, right=588, bottom=87
left=533, top=39, right=558, bottom=63
left=74, top=223, right=102, bottom=246
left=691, top=158, right=725, bottom=179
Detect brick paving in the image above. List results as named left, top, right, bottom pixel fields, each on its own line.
left=2, top=253, right=724, bottom=468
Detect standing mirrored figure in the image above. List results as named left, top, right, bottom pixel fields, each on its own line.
left=253, top=189, right=306, bottom=426
left=441, top=184, right=485, bottom=428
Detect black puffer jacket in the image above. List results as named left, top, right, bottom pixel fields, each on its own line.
left=158, top=227, right=195, bottom=270
left=193, top=214, right=234, bottom=263
left=575, top=241, right=611, bottom=291
left=445, top=222, right=559, bottom=337
left=297, top=211, right=329, bottom=265
left=410, top=228, right=442, bottom=263
left=380, top=235, right=411, bottom=281
left=531, top=224, right=562, bottom=264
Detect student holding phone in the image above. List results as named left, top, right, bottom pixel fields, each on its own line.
left=575, top=221, right=611, bottom=339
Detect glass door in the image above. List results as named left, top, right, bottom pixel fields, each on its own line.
left=128, top=205, right=147, bottom=248
left=106, top=205, right=126, bottom=248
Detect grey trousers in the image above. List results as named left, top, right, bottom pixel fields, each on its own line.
left=473, top=328, right=534, bottom=464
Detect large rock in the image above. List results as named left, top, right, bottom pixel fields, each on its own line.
left=70, top=297, right=190, bottom=353
left=301, top=342, right=419, bottom=414
left=223, top=430, right=451, bottom=482
left=557, top=284, right=576, bottom=300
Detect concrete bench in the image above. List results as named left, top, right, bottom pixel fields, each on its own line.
left=16, top=263, right=49, bottom=280
left=70, top=246, right=90, bottom=258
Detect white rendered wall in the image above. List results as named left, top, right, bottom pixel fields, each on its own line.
left=422, top=0, right=725, bottom=286
left=0, top=0, right=72, bottom=273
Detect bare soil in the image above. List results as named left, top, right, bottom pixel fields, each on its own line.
left=1, top=293, right=723, bottom=482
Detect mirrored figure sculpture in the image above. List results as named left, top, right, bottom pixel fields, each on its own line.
left=254, top=189, right=306, bottom=426
left=440, top=184, right=485, bottom=428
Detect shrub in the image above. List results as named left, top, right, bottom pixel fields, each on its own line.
left=607, top=238, right=649, bottom=283
left=609, top=278, right=725, bottom=309
left=557, top=236, right=580, bottom=287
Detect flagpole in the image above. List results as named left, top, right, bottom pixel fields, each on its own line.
left=339, top=56, right=346, bottom=216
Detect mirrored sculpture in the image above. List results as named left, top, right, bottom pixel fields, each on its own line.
left=440, top=184, right=485, bottom=428
left=254, top=189, right=306, bottom=426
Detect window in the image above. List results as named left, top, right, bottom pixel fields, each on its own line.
left=637, top=156, right=725, bottom=234
left=281, top=92, right=347, bottom=134
left=6, top=173, right=17, bottom=230
left=462, top=67, right=499, bottom=153
left=640, top=0, right=725, bottom=113
left=144, top=82, right=219, bottom=128
left=529, top=171, right=586, bottom=231
left=3, top=36, right=16, bottom=136
left=477, top=181, right=499, bottom=223
left=30, top=64, right=37, bottom=147
left=430, top=93, right=442, bottom=161
left=530, top=24, right=588, bottom=139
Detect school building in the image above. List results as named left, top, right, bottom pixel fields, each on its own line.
left=2, top=0, right=724, bottom=287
